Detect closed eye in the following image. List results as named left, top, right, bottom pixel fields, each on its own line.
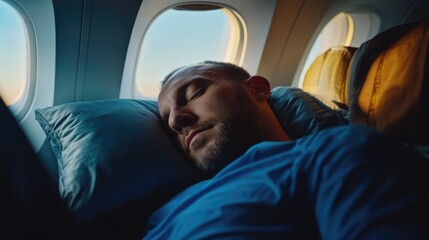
left=187, top=86, right=207, bottom=102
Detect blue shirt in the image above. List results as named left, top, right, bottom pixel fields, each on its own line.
left=144, top=125, right=429, bottom=239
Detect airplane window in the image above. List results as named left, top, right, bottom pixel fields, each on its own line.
left=0, top=1, right=29, bottom=107
left=134, top=5, right=245, bottom=99
left=297, top=11, right=379, bottom=87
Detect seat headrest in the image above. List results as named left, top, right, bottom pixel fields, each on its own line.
left=347, top=17, right=429, bottom=144
left=302, top=46, right=357, bottom=109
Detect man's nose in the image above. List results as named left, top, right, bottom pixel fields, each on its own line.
left=168, top=107, right=196, bottom=134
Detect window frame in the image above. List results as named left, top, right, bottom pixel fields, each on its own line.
left=132, top=4, right=247, bottom=99
left=3, top=0, right=56, bottom=152
left=0, top=0, right=36, bottom=120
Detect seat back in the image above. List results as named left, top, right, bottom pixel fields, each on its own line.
left=347, top=17, right=429, bottom=144
left=302, top=46, right=357, bottom=109
left=0, top=97, right=76, bottom=238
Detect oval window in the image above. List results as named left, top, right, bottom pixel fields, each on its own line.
left=0, top=1, right=30, bottom=107
left=134, top=4, right=246, bottom=99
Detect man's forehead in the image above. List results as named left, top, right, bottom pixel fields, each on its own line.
left=164, top=64, right=220, bottom=87
left=158, top=64, right=218, bottom=102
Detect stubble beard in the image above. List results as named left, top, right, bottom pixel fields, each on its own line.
left=191, top=106, right=261, bottom=177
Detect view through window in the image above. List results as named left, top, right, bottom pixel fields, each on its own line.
left=134, top=5, right=245, bottom=99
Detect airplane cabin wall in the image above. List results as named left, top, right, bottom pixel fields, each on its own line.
left=402, top=0, right=429, bottom=24
left=9, top=0, right=429, bottom=108
left=53, top=0, right=143, bottom=105
left=52, top=0, right=429, bottom=104
left=324, top=0, right=428, bottom=31
left=258, top=0, right=334, bottom=88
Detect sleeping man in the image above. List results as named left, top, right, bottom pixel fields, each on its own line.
left=144, top=61, right=429, bottom=239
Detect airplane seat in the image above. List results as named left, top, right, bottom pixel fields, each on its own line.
left=0, top=97, right=78, bottom=238
left=346, top=17, right=429, bottom=153
left=302, top=46, right=357, bottom=109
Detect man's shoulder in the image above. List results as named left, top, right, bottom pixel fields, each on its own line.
left=249, top=124, right=382, bottom=153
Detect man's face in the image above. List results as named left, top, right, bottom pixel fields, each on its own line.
left=158, top=65, right=263, bottom=176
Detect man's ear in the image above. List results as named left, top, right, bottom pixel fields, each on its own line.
left=247, top=76, right=271, bottom=100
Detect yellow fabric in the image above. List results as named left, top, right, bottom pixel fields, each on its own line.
left=303, top=46, right=356, bottom=109
left=357, top=18, right=429, bottom=141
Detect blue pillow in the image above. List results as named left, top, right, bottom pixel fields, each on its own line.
left=35, top=99, right=202, bottom=238
left=268, top=87, right=347, bottom=139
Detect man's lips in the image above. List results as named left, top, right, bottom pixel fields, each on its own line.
left=185, top=126, right=211, bottom=149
